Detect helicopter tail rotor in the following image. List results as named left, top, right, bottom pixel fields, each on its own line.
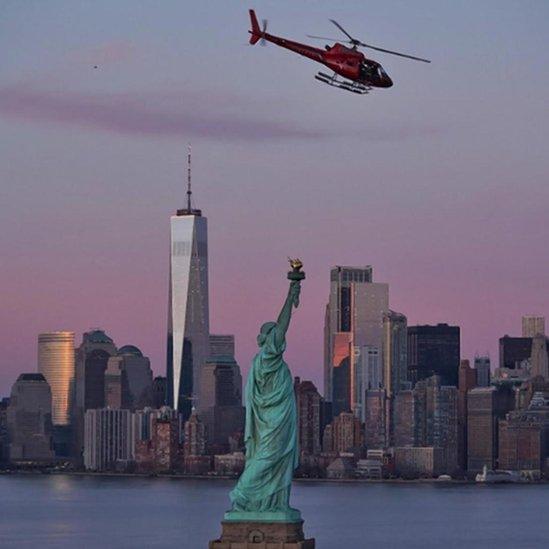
left=260, top=19, right=268, bottom=46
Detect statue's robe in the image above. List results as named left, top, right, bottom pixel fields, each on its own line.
left=229, top=326, right=298, bottom=513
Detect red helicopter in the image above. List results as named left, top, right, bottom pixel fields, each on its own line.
left=248, top=9, right=430, bottom=94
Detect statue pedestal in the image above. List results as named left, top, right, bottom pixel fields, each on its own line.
left=209, top=520, right=315, bottom=548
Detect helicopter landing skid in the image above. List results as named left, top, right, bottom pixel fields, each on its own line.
left=314, top=72, right=371, bottom=95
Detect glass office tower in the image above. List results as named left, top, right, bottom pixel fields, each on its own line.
left=38, top=331, right=75, bottom=426
left=166, top=205, right=210, bottom=420
left=324, top=266, right=389, bottom=417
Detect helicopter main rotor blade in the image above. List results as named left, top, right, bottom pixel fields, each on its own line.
left=329, top=19, right=357, bottom=43
left=307, top=34, right=351, bottom=42
left=359, top=42, right=431, bottom=63
left=320, top=18, right=431, bottom=62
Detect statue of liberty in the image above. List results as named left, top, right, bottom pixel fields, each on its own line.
left=225, top=259, right=305, bottom=523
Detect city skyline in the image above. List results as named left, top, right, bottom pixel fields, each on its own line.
left=0, top=239, right=547, bottom=397
left=1, top=1, right=549, bottom=396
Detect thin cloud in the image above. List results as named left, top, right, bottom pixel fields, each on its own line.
left=352, top=124, right=441, bottom=141
left=0, top=84, right=324, bottom=141
left=69, top=40, right=138, bottom=67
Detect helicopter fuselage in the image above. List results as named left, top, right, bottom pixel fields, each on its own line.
left=257, top=32, right=393, bottom=88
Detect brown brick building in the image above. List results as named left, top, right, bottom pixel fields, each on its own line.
left=394, top=446, right=445, bottom=478
left=135, top=414, right=182, bottom=473
left=393, top=390, right=415, bottom=447
left=364, top=389, right=388, bottom=449
left=458, top=360, right=477, bottom=470
left=499, top=416, right=544, bottom=471
left=295, top=378, right=322, bottom=457
left=184, top=409, right=206, bottom=456
left=498, top=397, right=549, bottom=473
left=467, top=385, right=514, bottom=472
left=322, top=412, right=363, bottom=454
left=183, top=409, right=209, bottom=474
left=393, top=376, right=458, bottom=475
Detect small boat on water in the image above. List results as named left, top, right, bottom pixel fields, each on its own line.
left=436, top=474, right=452, bottom=482
left=475, top=465, right=523, bottom=484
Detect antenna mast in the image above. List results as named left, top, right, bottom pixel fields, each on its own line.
left=186, top=143, right=192, bottom=212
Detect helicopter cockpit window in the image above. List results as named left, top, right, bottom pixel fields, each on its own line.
left=360, top=63, right=373, bottom=78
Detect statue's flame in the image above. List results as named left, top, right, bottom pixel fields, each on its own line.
left=288, top=257, right=303, bottom=271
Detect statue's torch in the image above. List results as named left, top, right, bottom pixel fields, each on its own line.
left=287, top=258, right=305, bottom=307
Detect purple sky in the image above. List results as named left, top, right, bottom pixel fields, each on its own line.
left=1, top=1, right=548, bottom=396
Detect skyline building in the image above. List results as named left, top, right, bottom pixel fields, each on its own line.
left=467, top=385, right=514, bottom=472
left=152, top=376, right=167, bottom=408
left=393, top=389, right=415, bottom=447
left=37, top=331, right=75, bottom=427
left=364, top=389, right=388, bottom=449
left=394, top=447, right=445, bottom=478
left=183, top=408, right=210, bottom=474
left=201, top=354, right=244, bottom=451
left=295, top=378, right=322, bottom=457
left=135, top=408, right=182, bottom=473
left=213, top=359, right=242, bottom=407
left=322, top=411, right=363, bottom=454
left=354, top=345, right=382, bottom=420
left=498, top=335, right=532, bottom=370
left=109, top=345, right=153, bottom=410
left=7, top=374, right=54, bottom=462
left=407, top=324, right=460, bottom=386
left=84, top=408, right=135, bottom=471
left=166, top=149, right=210, bottom=419
left=75, top=329, right=117, bottom=412
left=474, top=356, right=491, bottom=387
left=0, top=398, right=8, bottom=463
left=383, top=310, right=408, bottom=396
left=200, top=339, right=241, bottom=412
left=324, top=265, right=389, bottom=417
left=104, top=359, right=129, bottom=409
left=134, top=406, right=179, bottom=443
left=499, top=399, right=549, bottom=472
left=74, top=329, right=117, bottom=459
left=530, top=334, right=549, bottom=380
left=458, top=360, right=477, bottom=470
left=329, top=332, right=353, bottom=417
left=209, top=334, right=235, bottom=359
left=393, top=375, right=458, bottom=474
left=522, top=316, right=545, bottom=338
left=382, top=310, right=409, bottom=447
left=183, top=408, right=206, bottom=457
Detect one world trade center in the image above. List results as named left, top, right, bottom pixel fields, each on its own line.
left=166, top=148, right=210, bottom=420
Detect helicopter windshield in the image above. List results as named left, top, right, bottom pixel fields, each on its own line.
left=360, top=62, right=375, bottom=79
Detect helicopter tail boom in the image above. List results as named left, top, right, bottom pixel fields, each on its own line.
left=249, top=9, right=261, bottom=45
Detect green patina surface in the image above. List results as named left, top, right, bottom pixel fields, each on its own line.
left=225, top=278, right=303, bottom=523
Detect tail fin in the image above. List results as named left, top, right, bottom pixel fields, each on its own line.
left=249, top=9, right=261, bottom=45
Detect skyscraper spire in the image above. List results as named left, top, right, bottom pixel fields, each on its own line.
left=187, top=142, right=192, bottom=212
left=176, top=142, right=201, bottom=217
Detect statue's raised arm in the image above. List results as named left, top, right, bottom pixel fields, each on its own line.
left=275, top=258, right=305, bottom=345
left=274, top=280, right=301, bottom=346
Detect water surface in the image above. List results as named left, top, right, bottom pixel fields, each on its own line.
left=1, top=475, right=548, bottom=548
